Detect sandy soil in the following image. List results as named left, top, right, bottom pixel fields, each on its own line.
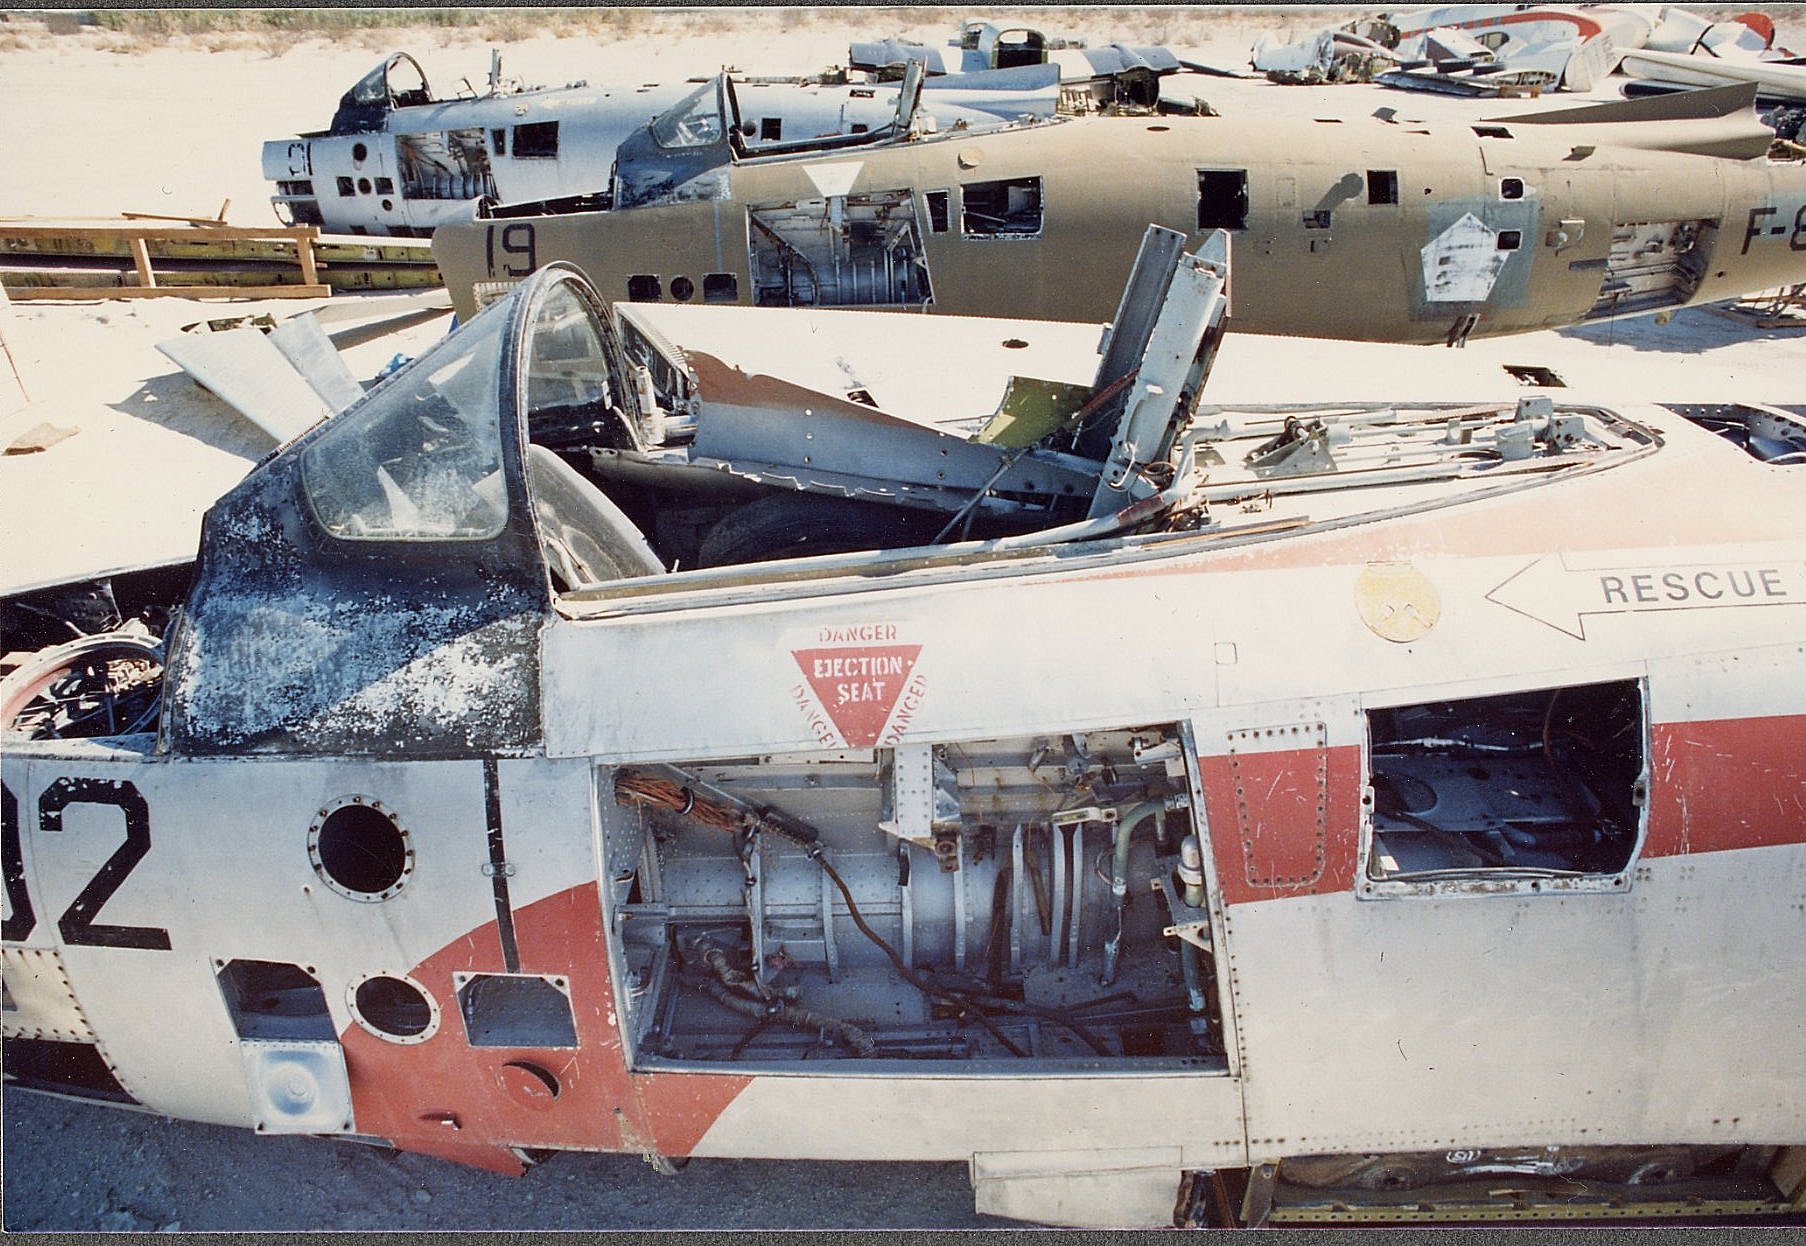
left=3, top=5, right=1806, bottom=1232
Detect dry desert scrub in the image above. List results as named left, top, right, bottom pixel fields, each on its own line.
left=10, top=7, right=1366, bottom=56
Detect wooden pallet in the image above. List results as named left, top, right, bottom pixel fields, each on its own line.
left=0, top=220, right=445, bottom=300
left=0, top=222, right=330, bottom=299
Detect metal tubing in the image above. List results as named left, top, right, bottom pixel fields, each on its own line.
left=1179, top=833, right=1207, bottom=909
left=953, top=848, right=968, bottom=973
left=1181, top=940, right=1208, bottom=1015
left=1009, top=824, right=1026, bottom=974
left=1049, top=825, right=1068, bottom=966
left=1103, top=796, right=1191, bottom=985
left=746, top=834, right=766, bottom=989
left=820, top=862, right=839, bottom=982
left=899, top=843, right=915, bottom=970
left=1067, top=821, right=1084, bottom=968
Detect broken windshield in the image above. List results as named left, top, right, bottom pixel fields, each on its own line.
left=301, top=302, right=510, bottom=541
left=649, top=81, right=727, bottom=149
left=331, top=54, right=430, bottom=134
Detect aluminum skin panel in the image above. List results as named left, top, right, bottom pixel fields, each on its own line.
left=1222, top=844, right=1806, bottom=1158
left=686, top=1067, right=1247, bottom=1167
left=0, top=748, right=597, bottom=1132
left=542, top=570, right=1220, bottom=762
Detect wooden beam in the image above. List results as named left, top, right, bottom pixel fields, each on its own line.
left=0, top=223, right=322, bottom=244
left=129, top=236, right=156, bottom=288
left=7, top=284, right=331, bottom=301
left=295, top=232, right=320, bottom=288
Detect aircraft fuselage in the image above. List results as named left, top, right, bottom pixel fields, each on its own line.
left=434, top=111, right=1806, bottom=342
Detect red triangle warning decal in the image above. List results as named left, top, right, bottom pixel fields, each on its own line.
left=792, top=645, right=922, bottom=747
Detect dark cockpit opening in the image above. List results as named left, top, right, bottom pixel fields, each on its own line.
left=331, top=53, right=433, bottom=135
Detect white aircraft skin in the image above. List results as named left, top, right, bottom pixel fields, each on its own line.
left=263, top=53, right=1064, bottom=237
left=2, top=258, right=1803, bottom=1227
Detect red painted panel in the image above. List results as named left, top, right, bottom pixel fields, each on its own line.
left=1645, top=715, right=1806, bottom=858
left=342, top=882, right=750, bottom=1168
left=1198, top=743, right=1364, bottom=907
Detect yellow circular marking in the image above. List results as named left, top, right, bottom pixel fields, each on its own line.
left=1355, top=562, right=1441, bottom=643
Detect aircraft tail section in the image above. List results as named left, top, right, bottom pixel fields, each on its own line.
left=1493, top=81, right=1760, bottom=125
left=1488, top=83, right=1776, bottom=160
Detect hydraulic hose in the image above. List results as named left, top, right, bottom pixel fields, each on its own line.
left=1101, top=795, right=1191, bottom=986
left=1177, top=834, right=1209, bottom=1014
left=695, top=977, right=877, bottom=1057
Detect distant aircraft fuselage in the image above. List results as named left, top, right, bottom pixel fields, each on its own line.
left=433, top=84, right=1806, bottom=343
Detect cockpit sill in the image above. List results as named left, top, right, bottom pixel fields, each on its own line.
left=556, top=400, right=1660, bottom=620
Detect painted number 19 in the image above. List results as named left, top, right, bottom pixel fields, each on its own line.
left=486, top=222, right=538, bottom=278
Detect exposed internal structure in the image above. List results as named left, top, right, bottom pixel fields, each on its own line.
left=605, top=726, right=1226, bottom=1068
left=1364, top=680, right=1647, bottom=892
left=748, top=191, right=932, bottom=308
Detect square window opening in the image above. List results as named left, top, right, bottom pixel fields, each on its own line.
left=1197, top=169, right=1249, bottom=231
left=1363, top=679, right=1645, bottom=891
left=703, top=272, right=738, bottom=302
left=961, top=176, right=1043, bottom=237
left=457, top=973, right=578, bottom=1047
left=491, top=127, right=506, bottom=156
left=217, top=960, right=337, bottom=1042
left=336, top=176, right=356, bottom=197
left=925, top=189, right=950, bottom=234
left=1500, top=177, right=1525, bottom=200
left=1498, top=230, right=1522, bottom=251
left=627, top=274, right=662, bottom=302
left=1302, top=210, right=1333, bottom=230
left=513, top=120, right=560, bottom=159
left=759, top=117, right=782, bottom=141
left=1367, top=170, right=1399, bottom=205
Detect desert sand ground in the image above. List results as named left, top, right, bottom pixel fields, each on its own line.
left=3, top=5, right=1806, bottom=1231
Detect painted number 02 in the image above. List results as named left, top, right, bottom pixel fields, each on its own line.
left=486, top=222, right=538, bottom=278
left=0, top=778, right=171, bottom=951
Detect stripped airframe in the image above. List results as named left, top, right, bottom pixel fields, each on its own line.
left=430, top=73, right=1806, bottom=344
left=3, top=230, right=1804, bottom=1226
left=264, top=21, right=1194, bottom=238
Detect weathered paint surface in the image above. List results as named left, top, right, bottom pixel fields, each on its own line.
left=342, top=882, right=751, bottom=1167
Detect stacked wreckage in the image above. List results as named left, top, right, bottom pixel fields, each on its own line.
left=6, top=10, right=1806, bottom=1231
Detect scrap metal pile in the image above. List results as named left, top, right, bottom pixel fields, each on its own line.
left=1252, top=3, right=1806, bottom=124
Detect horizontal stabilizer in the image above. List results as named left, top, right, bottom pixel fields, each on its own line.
left=1488, top=81, right=1758, bottom=125
left=157, top=329, right=332, bottom=444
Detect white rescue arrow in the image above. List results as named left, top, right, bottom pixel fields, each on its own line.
left=1486, top=554, right=1806, bottom=639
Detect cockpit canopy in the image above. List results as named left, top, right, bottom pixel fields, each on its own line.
left=611, top=68, right=925, bottom=210
left=330, top=52, right=433, bottom=134
left=164, top=264, right=654, bottom=758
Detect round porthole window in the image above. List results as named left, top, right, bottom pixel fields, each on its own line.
left=348, top=973, right=439, bottom=1043
left=669, top=275, right=695, bottom=302
left=308, top=797, right=413, bottom=901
